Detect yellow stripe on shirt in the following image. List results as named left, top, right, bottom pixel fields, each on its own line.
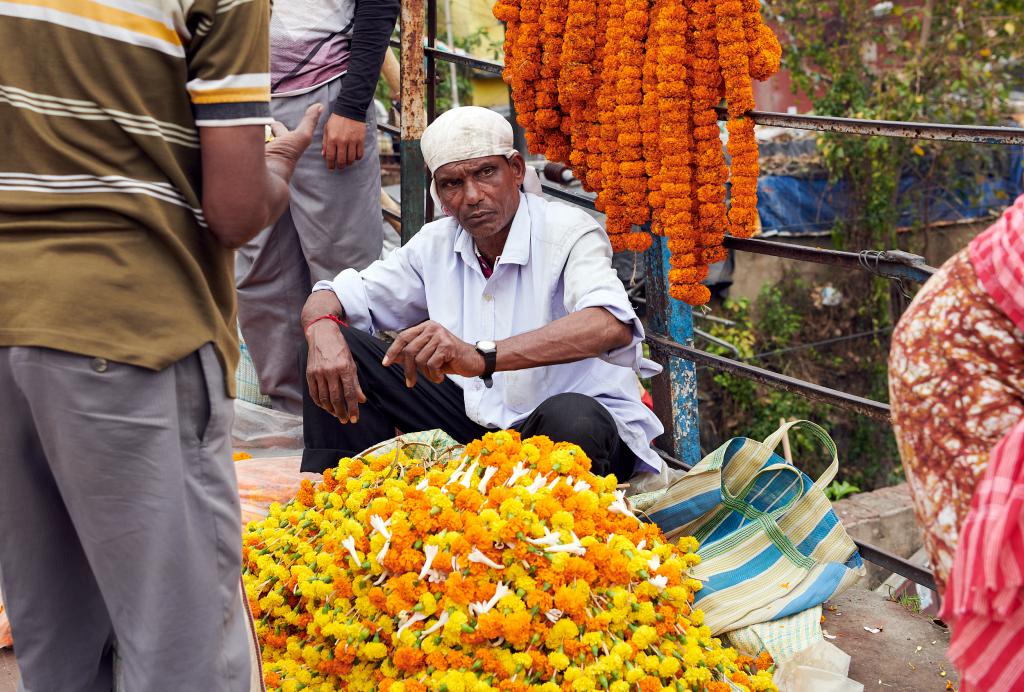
left=189, top=86, right=270, bottom=104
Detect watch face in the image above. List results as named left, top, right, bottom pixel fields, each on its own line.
left=477, top=340, right=497, bottom=352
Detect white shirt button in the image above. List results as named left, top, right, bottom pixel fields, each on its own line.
left=483, top=294, right=493, bottom=302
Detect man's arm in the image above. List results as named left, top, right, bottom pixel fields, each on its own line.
left=301, top=289, right=367, bottom=424
left=323, top=0, right=402, bottom=169
left=382, top=308, right=632, bottom=387
left=494, top=307, right=633, bottom=370
left=199, top=105, right=322, bottom=248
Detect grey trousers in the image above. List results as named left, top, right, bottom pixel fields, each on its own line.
left=0, top=345, right=250, bottom=692
left=236, top=78, right=384, bottom=415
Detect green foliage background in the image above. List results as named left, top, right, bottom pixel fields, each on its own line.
left=699, top=1, right=1022, bottom=493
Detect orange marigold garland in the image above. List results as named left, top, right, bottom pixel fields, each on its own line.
left=614, top=0, right=652, bottom=253
left=641, top=0, right=665, bottom=230
left=714, top=0, right=755, bottom=116
left=689, top=0, right=728, bottom=293
left=535, top=0, right=571, bottom=162
left=594, top=0, right=626, bottom=232
left=726, top=116, right=759, bottom=237
left=558, top=0, right=598, bottom=183
left=494, top=0, right=781, bottom=304
left=742, top=0, right=781, bottom=81
left=505, top=0, right=541, bottom=149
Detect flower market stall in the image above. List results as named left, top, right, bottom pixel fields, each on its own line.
left=242, top=431, right=778, bottom=691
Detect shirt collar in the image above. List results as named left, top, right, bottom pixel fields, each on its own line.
left=454, top=193, right=532, bottom=272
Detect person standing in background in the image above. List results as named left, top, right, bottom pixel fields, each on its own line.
left=0, top=0, right=320, bottom=688
left=889, top=193, right=1024, bottom=690
left=236, top=0, right=402, bottom=414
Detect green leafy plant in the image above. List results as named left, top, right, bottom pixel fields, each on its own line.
left=824, top=480, right=861, bottom=502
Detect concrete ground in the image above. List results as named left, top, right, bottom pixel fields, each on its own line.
left=0, top=649, right=15, bottom=692
left=826, top=587, right=957, bottom=691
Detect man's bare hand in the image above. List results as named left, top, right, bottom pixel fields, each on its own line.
left=322, top=114, right=366, bottom=170
left=305, top=322, right=366, bottom=423
left=382, top=321, right=486, bottom=388
left=266, top=104, right=323, bottom=177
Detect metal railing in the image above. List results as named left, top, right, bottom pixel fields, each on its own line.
left=387, top=4, right=1022, bottom=594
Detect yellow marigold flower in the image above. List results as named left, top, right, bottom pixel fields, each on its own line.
left=658, top=657, right=681, bottom=677
left=362, top=641, right=387, bottom=660
left=549, top=651, right=571, bottom=670
left=632, top=625, right=659, bottom=649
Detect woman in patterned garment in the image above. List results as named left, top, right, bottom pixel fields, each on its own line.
left=889, top=191, right=1024, bottom=595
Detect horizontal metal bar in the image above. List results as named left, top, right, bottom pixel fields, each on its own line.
left=724, top=236, right=936, bottom=283
left=694, top=327, right=741, bottom=358
left=854, top=540, right=938, bottom=592
left=716, top=106, right=1024, bottom=145
left=403, top=44, right=1023, bottom=144
left=647, top=333, right=892, bottom=421
left=424, top=45, right=504, bottom=74
left=377, top=122, right=400, bottom=136
left=539, top=183, right=596, bottom=209
left=382, top=192, right=930, bottom=283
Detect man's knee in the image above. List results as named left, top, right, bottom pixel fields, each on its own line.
left=530, top=393, right=613, bottom=438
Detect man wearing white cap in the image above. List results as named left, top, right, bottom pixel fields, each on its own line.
left=298, top=106, right=665, bottom=480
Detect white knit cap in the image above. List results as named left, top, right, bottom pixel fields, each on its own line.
left=421, top=106, right=514, bottom=174
left=420, top=106, right=542, bottom=213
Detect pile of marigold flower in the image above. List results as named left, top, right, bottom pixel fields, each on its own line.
left=242, top=431, right=777, bottom=691
left=493, top=0, right=781, bottom=305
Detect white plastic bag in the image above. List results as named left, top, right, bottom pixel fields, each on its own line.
left=773, top=640, right=863, bottom=692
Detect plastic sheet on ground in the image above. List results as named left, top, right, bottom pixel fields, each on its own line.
left=0, top=585, right=10, bottom=649
left=728, top=606, right=863, bottom=692
left=232, top=400, right=303, bottom=456
left=235, top=455, right=319, bottom=524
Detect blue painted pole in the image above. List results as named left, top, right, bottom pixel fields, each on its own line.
left=642, top=234, right=702, bottom=466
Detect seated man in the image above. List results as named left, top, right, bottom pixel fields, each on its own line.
left=300, top=106, right=665, bottom=481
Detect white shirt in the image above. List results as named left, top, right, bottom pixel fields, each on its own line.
left=314, top=193, right=665, bottom=476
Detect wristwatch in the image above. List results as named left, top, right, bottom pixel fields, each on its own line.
left=475, top=340, right=497, bottom=388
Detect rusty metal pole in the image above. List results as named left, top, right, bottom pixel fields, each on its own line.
left=400, top=0, right=427, bottom=244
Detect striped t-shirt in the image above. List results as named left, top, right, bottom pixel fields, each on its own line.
left=0, top=0, right=273, bottom=395
left=270, top=0, right=355, bottom=96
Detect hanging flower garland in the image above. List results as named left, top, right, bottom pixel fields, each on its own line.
left=743, top=0, right=781, bottom=81
left=535, top=0, right=571, bottom=163
left=558, top=0, right=598, bottom=183
left=614, top=0, right=652, bottom=253
left=495, top=0, right=780, bottom=305
left=504, top=0, right=542, bottom=149
left=594, top=0, right=626, bottom=237
left=582, top=1, right=611, bottom=193
left=641, top=0, right=665, bottom=232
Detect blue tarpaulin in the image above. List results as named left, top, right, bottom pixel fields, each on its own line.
left=756, top=143, right=1024, bottom=237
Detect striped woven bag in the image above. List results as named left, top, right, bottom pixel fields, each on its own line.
left=644, top=420, right=865, bottom=635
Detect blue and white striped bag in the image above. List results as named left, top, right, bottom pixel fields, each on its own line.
left=644, top=420, right=865, bottom=635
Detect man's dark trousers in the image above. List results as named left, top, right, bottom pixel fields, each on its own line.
left=301, top=325, right=637, bottom=478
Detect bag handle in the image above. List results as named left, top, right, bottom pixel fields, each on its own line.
left=693, top=421, right=840, bottom=569
left=694, top=461, right=806, bottom=545
left=697, top=460, right=817, bottom=569
left=761, top=420, right=839, bottom=492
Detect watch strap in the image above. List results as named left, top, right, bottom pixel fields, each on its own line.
left=476, top=345, right=497, bottom=388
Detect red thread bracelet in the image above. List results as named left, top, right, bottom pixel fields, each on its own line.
left=305, top=314, right=348, bottom=334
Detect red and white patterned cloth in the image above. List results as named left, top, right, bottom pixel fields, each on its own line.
left=941, top=419, right=1024, bottom=691
left=970, top=193, right=1024, bottom=334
